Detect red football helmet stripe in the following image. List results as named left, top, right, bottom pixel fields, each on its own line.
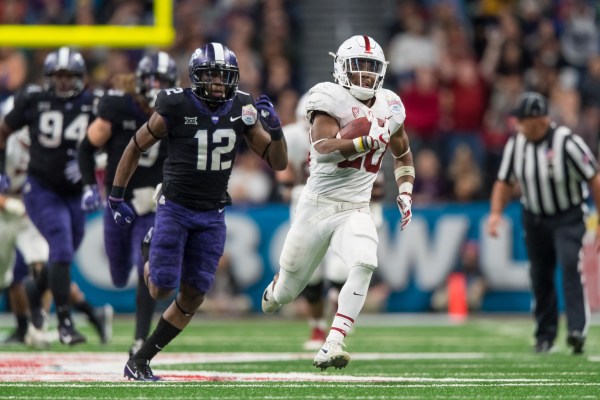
left=363, top=35, right=371, bottom=53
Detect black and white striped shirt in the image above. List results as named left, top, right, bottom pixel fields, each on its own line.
left=497, top=123, right=599, bottom=216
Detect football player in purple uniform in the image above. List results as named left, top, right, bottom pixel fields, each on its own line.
left=111, top=42, right=287, bottom=381
left=78, top=52, right=178, bottom=357
left=0, top=47, right=97, bottom=346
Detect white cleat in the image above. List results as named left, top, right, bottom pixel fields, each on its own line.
left=24, top=323, right=51, bottom=349
left=313, top=338, right=351, bottom=370
left=261, top=280, right=281, bottom=314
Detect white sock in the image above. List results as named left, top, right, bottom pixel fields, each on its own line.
left=329, top=264, right=373, bottom=338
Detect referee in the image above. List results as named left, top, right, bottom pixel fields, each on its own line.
left=488, top=91, right=600, bottom=354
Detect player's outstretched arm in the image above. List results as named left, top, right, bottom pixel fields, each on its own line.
left=247, top=95, right=288, bottom=171
left=79, top=117, right=114, bottom=211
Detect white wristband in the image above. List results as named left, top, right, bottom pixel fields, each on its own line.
left=399, top=182, right=413, bottom=195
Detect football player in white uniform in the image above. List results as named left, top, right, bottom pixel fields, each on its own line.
left=263, top=35, right=414, bottom=370
left=0, top=96, right=49, bottom=345
left=278, top=94, right=388, bottom=351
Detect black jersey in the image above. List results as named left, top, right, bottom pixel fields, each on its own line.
left=155, top=88, right=255, bottom=210
left=98, top=90, right=166, bottom=201
left=4, top=85, right=96, bottom=195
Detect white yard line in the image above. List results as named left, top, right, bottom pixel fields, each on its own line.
left=0, top=352, right=573, bottom=383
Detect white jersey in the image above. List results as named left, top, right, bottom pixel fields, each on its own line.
left=1, top=97, right=30, bottom=193
left=305, top=82, right=406, bottom=203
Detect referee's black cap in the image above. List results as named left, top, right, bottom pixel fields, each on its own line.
left=511, top=92, right=549, bottom=119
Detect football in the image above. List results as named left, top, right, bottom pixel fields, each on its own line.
left=337, top=117, right=384, bottom=140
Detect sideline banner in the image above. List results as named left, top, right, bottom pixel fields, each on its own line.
left=71, top=201, right=552, bottom=313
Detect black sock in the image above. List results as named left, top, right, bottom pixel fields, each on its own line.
left=135, top=278, right=156, bottom=340
left=73, top=301, right=99, bottom=324
left=134, top=316, right=181, bottom=362
left=16, top=314, right=28, bottom=337
left=49, top=262, right=72, bottom=327
left=25, top=278, right=45, bottom=329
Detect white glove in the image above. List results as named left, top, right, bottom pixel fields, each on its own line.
left=396, top=193, right=412, bottom=230
left=367, top=117, right=390, bottom=149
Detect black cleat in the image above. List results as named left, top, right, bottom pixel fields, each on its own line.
left=534, top=340, right=553, bottom=353
left=1, top=330, right=25, bottom=345
left=567, top=331, right=585, bottom=355
left=59, top=325, right=87, bottom=346
left=124, top=357, right=161, bottom=381
left=141, top=227, right=153, bottom=264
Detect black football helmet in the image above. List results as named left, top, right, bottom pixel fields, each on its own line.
left=43, top=47, right=86, bottom=98
left=136, top=51, right=179, bottom=107
left=188, top=42, right=239, bottom=103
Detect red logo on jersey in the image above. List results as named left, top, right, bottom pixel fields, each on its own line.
left=352, top=107, right=360, bottom=118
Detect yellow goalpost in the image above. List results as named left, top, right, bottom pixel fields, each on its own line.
left=0, top=0, right=174, bottom=47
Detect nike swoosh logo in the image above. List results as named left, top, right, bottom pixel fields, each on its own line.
left=218, top=208, right=225, bottom=213
left=155, top=344, right=163, bottom=350
left=320, top=347, right=328, bottom=354
left=230, top=116, right=241, bottom=122
left=353, top=292, right=364, bottom=296
left=263, top=289, right=269, bottom=302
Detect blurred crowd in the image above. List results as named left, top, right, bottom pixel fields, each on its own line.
left=1, top=0, right=599, bottom=207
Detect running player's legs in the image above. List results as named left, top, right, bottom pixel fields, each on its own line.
left=24, top=178, right=75, bottom=263
left=148, top=200, right=188, bottom=294
left=275, top=200, right=332, bottom=305
left=181, top=209, right=226, bottom=294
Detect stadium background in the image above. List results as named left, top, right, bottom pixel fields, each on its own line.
left=1, top=0, right=600, bottom=314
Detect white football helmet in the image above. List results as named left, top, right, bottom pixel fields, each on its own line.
left=330, top=35, right=388, bottom=100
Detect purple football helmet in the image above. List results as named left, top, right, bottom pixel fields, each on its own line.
left=188, top=42, right=239, bottom=103
left=43, top=47, right=86, bottom=98
left=136, top=51, right=179, bottom=107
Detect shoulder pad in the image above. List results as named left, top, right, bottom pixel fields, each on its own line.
left=380, top=89, right=406, bottom=125
left=235, top=90, right=254, bottom=106
left=306, top=82, right=347, bottom=120
left=156, top=87, right=186, bottom=106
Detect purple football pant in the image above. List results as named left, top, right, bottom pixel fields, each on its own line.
left=149, top=199, right=226, bottom=294
left=11, top=250, right=28, bottom=285
left=23, top=177, right=84, bottom=264
left=103, top=206, right=155, bottom=288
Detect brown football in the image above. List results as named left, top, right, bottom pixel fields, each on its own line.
left=338, top=117, right=384, bottom=140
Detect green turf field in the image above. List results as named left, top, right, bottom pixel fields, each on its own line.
left=0, top=313, right=598, bottom=399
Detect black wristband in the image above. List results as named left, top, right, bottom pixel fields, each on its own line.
left=269, top=126, right=283, bottom=141
left=109, top=185, right=126, bottom=199
left=0, top=149, right=5, bottom=174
